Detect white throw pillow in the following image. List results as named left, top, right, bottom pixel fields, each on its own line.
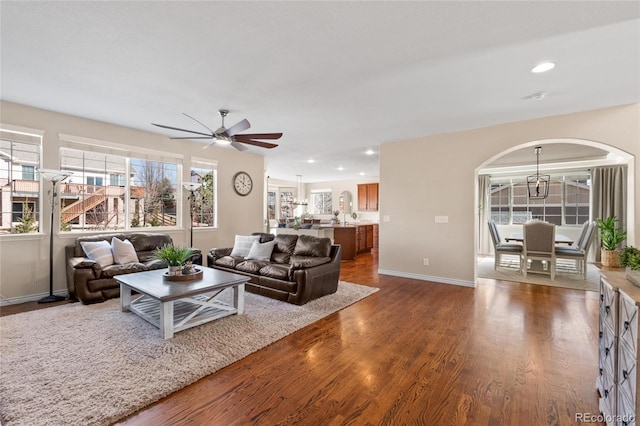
left=230, top=235, right=260, bottom=258
left=80, top=240, right=114, bottom=267
left=111, top=237, right=139, bottom=264
left=246, top=240, right=276, bottom=261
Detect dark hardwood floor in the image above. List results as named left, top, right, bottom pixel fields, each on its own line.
left=2, top=250, right=604, bottom=425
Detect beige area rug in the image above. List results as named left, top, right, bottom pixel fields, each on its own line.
left=0, top=281, right=378, bottom=426
left=478, top=255, right=599, bottom=292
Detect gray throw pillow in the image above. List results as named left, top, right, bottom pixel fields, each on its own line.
left=230, top=235, right=260, bottom=258
left=246, top=240, right=276, bottom=261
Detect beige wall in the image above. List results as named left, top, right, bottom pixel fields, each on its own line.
left=379, top=104, right=639, bottom=286
left=0, top=101, right=265, bottom=302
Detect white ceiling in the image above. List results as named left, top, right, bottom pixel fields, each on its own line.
left=1, top=1, right=638, bottom=183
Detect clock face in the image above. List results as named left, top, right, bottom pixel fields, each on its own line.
left=233, top=171, right=253, bottom=196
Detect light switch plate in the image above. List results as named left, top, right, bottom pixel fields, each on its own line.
left=435, top=216, right=449, bottom=223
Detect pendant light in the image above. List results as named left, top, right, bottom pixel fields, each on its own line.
left=292, top=175, right=308, bottom=206
left=527, top=146, right=550, bottom=199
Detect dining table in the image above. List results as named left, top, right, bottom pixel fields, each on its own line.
left=505, top=233, right=574, bottom=245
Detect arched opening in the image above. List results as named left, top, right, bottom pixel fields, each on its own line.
left=474, top=138, right=635, bottom=288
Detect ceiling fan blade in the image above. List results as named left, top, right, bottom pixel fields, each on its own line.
left=231, top=141, right=249, bottom=152
left=170, top=136, right=214, bottom=139
left=182, top=113, right=215, bottom=133
left=236, top=139, right=279, bottom=149
left=235, top=132, right=283, bottom=140
left=224, top=119, right=251, bottom=137
left=202, top=140, right=217, bottom=150
left=151, top=123, right=212, bottom=137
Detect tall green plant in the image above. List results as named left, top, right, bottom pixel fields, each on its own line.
left=596, top=216, right=627, bottom=251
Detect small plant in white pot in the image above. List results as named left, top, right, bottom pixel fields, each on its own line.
left=154, top=244, right=194, bottom=276
left=596, top=216, right=627, bottom=267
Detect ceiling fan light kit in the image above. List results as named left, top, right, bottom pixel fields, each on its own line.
left=151, top=109, right=282, bottom=151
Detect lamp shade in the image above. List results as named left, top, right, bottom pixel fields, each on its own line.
left=183, top=182, right=202, bottom=192
left=38, top=168, right=73, bottom=183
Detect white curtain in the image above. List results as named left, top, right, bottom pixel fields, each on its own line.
left=478, top=175, right=491, bottom=255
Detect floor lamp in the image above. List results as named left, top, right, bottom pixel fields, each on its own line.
left=183, top=182, right=202, bottom=247
left=38, top=168, right=73, bottom=304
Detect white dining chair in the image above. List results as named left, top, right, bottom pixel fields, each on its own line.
left=488, top=220, right=522, bottom=270
left=522, top=221, right=556, bottom=280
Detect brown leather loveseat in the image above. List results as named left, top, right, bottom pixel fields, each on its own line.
left=207, top=233, right=341, bottom=305
left=66, top=233, right=202, bottom=304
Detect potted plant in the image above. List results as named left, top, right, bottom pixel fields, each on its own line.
left=154, top=244, right=194, bottom=276
left=621, top=246, right=640, bottom=286
left=596, top=216, right=627, bottom=267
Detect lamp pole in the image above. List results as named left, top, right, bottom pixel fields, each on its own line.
left=37, top=169, right=73, bottom=304
left=183, top=182, right=202, bottom=247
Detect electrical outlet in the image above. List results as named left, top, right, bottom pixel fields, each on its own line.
left=423, top=258, right=429, bottom=266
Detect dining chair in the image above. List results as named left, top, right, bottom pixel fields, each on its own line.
left=555, top=221, right=596, bottom=279
left=522, top=220, right=556, bottom=280
left=488, top=220, right=522, bottom=270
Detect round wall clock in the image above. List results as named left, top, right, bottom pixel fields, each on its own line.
left=233, top=171, right=253, bottom=196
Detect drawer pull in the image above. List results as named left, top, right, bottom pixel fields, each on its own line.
left=605, top=348, right=609, bottom=356
left=624, top=321, right=630, bottom=330
left=605, top=306, right=610, bottom=314
left=622, top=369, right=629, bottom=380
left=604, top=389, right=609, bottom=397
left=599, top=331, right=603, bottom=338
left=600, top=294, right=604, bottom=302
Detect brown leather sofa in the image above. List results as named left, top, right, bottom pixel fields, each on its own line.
left=65, top=233, right=202, bottom=304
left=207, top=233, right=341, bottom=305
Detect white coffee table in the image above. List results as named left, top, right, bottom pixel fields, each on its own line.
left=117, top=267, right=249, bottom=339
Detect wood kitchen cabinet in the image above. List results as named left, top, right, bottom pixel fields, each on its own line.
left=334, top=224, right=378, bottom=260
left=357, top=183, right=379, bottom=211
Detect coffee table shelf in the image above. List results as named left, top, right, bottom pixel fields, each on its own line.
left=116, top=268, right=249, bottom=339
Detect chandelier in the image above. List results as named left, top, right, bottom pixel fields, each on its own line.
left=527, top=146, right=550, bottom=199
left=292, top=174, right=308, bottom=206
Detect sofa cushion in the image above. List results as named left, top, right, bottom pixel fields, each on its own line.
left=215, top=256, right=246, bottom=269
left=293, top=235, right=332, bottom=258
left=251, top=232, right=276, bottom=243
left=272, top=234, right=298, bottom=263
left=290, top=256, right=332, bottom=269
left=129, top=233, right=173, bottom=253
left=100, top=262, right=148, bottom=278
left=230, top=235, right=261, bottom=258
left=259, top=263, right=291, bottom=280
left=111, top=237, right=139, bottom=264
left=143, top=259, right=167, bottom=270
left=236, top=260, right=271, bottom=274
left=246, top=240, right=276, bottom=261
left=80, top=240, right=114, bottom=267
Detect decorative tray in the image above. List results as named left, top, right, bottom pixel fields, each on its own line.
left=163, top=268, right=203, bottom=282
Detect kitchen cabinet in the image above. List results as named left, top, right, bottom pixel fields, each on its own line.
left=357, top=183, right=379, bottom=211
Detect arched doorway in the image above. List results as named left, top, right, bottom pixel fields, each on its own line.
left=474, top=138, right=635, bottom=288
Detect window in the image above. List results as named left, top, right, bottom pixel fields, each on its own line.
left=0, top=130, right=41, bottom=235
left=189, top=161, right=217, bottom=227
left=489, top=172, right=590, bottom=226
left=267, top=191, right=276, bottom=220
left=280, top=189, right=294, bottom=219
left=58, top=144, right=181, bottom=231
left=311, top=190, right=332, bottom=215
left=131, top=159, right=177, bottom=228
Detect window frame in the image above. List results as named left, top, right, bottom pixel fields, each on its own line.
left=189, top=159, right=218, bottom=229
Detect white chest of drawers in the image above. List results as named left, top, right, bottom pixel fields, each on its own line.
left=597, top=271, right=640, bottom=426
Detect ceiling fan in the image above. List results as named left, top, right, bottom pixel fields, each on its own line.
left=151, top=109, right=282, bottom=151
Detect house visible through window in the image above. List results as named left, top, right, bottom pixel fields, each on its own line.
left=489, top=172, right=590, bottom=226
left=58, top=146, right=180, bottom=231
left=0, top=130, right=41, bottom=234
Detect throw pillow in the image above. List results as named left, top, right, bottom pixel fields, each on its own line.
left=80, top=240, right=114, bottom=268
left=230, top=235, right=260, bottom=258
left=111, top=237, right=139, bottom=264
left=246, top=240, right=276, bottom=261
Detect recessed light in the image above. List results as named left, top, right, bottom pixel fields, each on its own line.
left=307, top=159, right=315, bottom=164
left=337, top=166, right=344, bottom=171
left=526, top=91, right=547, bottom=100
left=365, top=149, right=375, bottom=155
left=531, top=62, right=555, bottom=73
left=359, top=172, right=365, bottom=176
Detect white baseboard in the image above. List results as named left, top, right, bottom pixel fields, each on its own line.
left=0, top=290, right=69, bottom=307
left=377, top=269, right=476, bottom=288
